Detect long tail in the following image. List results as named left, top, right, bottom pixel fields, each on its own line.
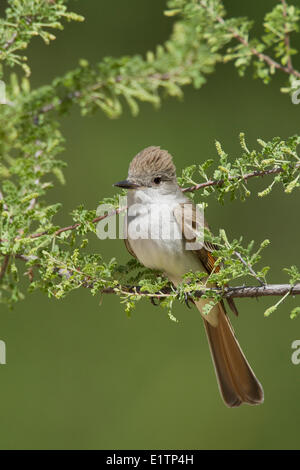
left=202, top=302, right=264, bottom=407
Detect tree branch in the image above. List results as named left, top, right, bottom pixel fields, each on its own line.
left=199, top=0, right=300, bottom=79
left=30, top=1, right=300, bottom=123
left=0, top=254, right=10, bottom=281
left=9, top=253, right=300, bottom=300
left=28, top=207, right=125, bottom=240
left=182, top=164, right=300, bottom=193
left=3, top=32, right=17, bottom=50
left=281, top=0, right=293, bottom=72
left=234, top=251, right=265, bottom=286
left=100, top=283, right=300, bottom=299
left=35, top=74, right=172, bottom=119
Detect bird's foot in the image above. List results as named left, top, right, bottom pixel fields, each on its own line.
left=184, top=292, right=194, bottom=309
left=150, top=296, right=160, bottom=307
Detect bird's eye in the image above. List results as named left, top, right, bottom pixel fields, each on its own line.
left=153, top=177, right=162, bottom=185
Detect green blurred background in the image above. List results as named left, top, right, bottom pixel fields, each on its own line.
left=0, top=0, right=299, bottom=450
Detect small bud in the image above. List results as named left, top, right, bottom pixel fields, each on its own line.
left=264, top=305, right=277, bottom=317
left=164, top=9, right=181, bottom=17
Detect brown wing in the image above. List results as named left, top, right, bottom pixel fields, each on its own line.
left=173, top=202, right=217, bottom=272
left=173, top=202, right=238, bottom=316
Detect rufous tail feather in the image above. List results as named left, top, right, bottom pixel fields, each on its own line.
left=202, top=303, right=264, bottom=407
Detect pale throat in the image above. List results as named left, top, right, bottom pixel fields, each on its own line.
left=127, top=183, right=186, bottom=206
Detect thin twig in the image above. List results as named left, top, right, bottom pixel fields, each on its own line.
left=182, top=163, right=300, bottom=193
left=100, top=283, right=300, bottom=299
left=3, top=32, right=17, bottom=50
left=34, top=73, right=173, bottom=121
left=24, top=1, right=298, bottom=123
left=28, top=206, right=125, bottom=240
left=7, top=253, right=300, bottom=300
left=0, top=254, right=10, bottom=281
left=199, top=0, right=300, bottom=79
left=281, top=0, right=293, bottom=72
left=234, top=251, right=265, bottom=286
left=26, top=145, right=43, bottom=212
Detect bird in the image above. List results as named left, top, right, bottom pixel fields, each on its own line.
left=114, top=145, right=264, bottom=407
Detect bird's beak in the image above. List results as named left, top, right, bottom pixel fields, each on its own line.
left=113, top=179, right=140, bottom=189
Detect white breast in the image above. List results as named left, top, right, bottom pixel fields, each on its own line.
left=126, top=188, right=202, bottom=281
left=126, top=186, right=219, bottom=326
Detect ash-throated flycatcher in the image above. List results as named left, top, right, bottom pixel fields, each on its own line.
left=114, top=146, right=264, bottom=407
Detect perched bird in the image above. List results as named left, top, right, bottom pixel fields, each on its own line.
left=114, top=146, right=264, bottom=407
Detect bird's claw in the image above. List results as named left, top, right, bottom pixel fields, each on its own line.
left=150, top=297, right=160, bottom=307
left=184, top=292, right=194, bottom=309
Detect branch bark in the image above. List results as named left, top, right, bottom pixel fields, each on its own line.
left=101, top=283, right=300, bottom=299
left=3, top=32, right=17, bottom=50
left=9, top=254, right=300, bottom=302
left=281, top=0, right=293, bottom=72
left=182, top=164, right=300, bottom=193
left=199, top=0, right=300, bottom=79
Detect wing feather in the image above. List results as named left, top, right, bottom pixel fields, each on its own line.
left=173, top=202, right=238, bottom=316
